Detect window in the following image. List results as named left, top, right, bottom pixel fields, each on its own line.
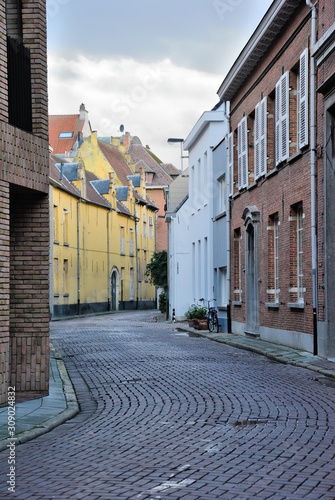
left=149, top=216, right=154, bottom=239
left=219, top=267, right=227, bottom=306
left=228, top=132, right=234, bottom=196
left=63, top=209, right=69, bottom=245
left=59, top=132, right=73, bottom=138
left=255, top=97, right=267, bottom=179
left=238, top=116, right=248, bottom=189
left=53, top=258, right=59, bottom=295
left=289, top=204, right=304, bottom=305
left=120, top=226, right=125, bottom=255
left=53, top=205, right=59, bottom=242
left=129, top=228, right=134, bottom=256
left=217, top=174, right=226, bottom=214
left=267, top=214, right=279, bottom=304
left=63, top=259, right=69, bottom=295
left=299, top=48, right=309, bottom=149
left=233, top=229, right=242, bottom=302
left=129, top=268, right=134, bottom=300
left=275, top=72, right=289, bottom=166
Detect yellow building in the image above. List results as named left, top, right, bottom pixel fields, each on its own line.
left=50, top=153, right=157, bottom=318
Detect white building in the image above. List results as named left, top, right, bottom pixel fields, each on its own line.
left=166, top=102, right=229, bottom=323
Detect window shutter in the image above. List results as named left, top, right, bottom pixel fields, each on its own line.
left=299, top=48, right=308, bottom=149
left=255, top=97, right=267, bottom=179
left=260, top=97, right=267, bottom=176
left=228, top=132, right=234, bottom=196
left=254, top=103, right=260, bottom=179
left=275, top=72, right=289, bottom=165
left=238, top=117, right=248, bottom=189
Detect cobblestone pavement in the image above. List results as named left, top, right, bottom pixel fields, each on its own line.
left=1, top=311, right=335, bottom=499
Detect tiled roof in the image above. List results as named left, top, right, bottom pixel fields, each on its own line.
left=161, top=163, right=181, bottom=178
left=128, top=140, right=174, bottom=187
left=49, top=114, right=91, bottom=155
left=98, top=141, right=134, bottom=185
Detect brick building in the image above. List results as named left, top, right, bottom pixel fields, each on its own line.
left=313, top=0, right=335, bottom=357
left=0, top=0, right=50, bottom=404
left=218, top=0, right=317, bottom=353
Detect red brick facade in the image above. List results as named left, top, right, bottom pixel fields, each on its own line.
left=0, top=0, right=49, bottom=403
left=219, top=2, right=317, bottom=352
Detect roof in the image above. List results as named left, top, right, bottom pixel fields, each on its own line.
left=98, top=141, right=134, bottom=185
left=217, top=0, right=304, bottom=101
left=49, top=104, right=92, bottom=155
left=127, top=138, right=174, bottom=187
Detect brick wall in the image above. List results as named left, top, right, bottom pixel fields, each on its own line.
left=10, top=188, right=50, bottom=396
left=229, top=4, right=315, bottom=342
left=0, top=180, right=10, bottom=402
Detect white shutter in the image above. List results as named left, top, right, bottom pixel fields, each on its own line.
left=276, top=72, right=289, bottom=165
left=228, top=132, right=234, bottom=196
left=260, top=97, right=267, bottom=176
left=281, top=72, right=289, bottom=161
left=255, top=97, right=267, bottom=179
left=299, top=48, right=309, bottom=149
left=254, top=102, right=260, bottom=179
left=238, top=116, right=248, bottom=189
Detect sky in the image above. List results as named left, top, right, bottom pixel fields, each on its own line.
left=47, top=0, right=273, bottom=168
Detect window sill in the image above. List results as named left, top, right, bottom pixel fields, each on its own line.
left=287, top=302, right=305, bottom=309
left=213, top=211, right=227, bottom=221
left=64, top=242, right=69, bottom=247
left=218, top=305, right=228, bottom=311
left=63, top=293, right=69, bottom=298
left=265, top=302, right=280, bottom=309
left=232, top=301, right=242, bottom=307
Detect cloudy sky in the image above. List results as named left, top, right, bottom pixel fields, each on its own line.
left=47, top=0, right=273, bottom=167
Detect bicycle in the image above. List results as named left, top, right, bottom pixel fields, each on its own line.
left=199, top=299, right=220, bottom=333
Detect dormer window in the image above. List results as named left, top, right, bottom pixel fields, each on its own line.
left=59, top=132, right=73, bottom=138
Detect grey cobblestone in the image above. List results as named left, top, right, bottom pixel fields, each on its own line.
left=0, top=311, right=335, bottom=498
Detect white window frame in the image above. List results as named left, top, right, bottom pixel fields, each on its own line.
left=238, top=116, right=248, bottom=189
left=275, top=72, right=290, bottom=166
left=255, top=97, right=267, bottom=179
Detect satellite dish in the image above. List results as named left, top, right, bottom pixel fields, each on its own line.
left=119, top=124, right=124, bottom=133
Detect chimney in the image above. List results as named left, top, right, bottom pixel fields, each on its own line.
left=79, top=103, right=88, bottom=121
left=122, top=132, right=131, bottom=151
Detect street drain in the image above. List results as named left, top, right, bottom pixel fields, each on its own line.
left=233, top=418, right=271, bottom=427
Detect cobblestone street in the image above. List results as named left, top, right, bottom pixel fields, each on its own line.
left=1, top=311, right=335, bottom=499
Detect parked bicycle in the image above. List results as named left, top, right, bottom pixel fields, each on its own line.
left=199, top=298, right=220, bottom=333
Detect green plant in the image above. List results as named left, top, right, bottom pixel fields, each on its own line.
left=158, top=291, right=167, bottom=313
left=146, top=250, right=167, bottom=289
left=184, top=304, right=207, bottom=320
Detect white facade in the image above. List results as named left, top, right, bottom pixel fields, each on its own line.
left=167, top=102, right=229, bottom=320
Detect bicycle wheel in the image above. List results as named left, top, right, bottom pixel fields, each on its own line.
left=208, top=316, right=214, bottom=332
left=214, top=316, right=219, bottom=333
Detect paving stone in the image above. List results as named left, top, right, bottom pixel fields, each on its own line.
left=0, top=311, right=334, bottom=498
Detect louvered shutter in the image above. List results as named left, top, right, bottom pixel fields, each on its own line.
left=255, top=97, right=267, bottom=179
left=238, top=117, right=248, bottom=189
left=299, top=48, right=308, bottom=149
left=260, top=97, right=267, bottom=176
left=254, top=103, right=260, bottom=179
left=276, top=72, right=289, bottom=165
left=228, top=132, right=234, bottom=196
left=281, top=72, right=289, bottom=161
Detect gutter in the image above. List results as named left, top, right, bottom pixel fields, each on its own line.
left=306, top=0, right=318, bottom=355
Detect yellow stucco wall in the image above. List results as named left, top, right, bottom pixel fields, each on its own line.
left=50, top=165, right=156, bottom=317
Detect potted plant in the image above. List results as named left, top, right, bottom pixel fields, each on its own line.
left=185, top=304, right=207, bottom=329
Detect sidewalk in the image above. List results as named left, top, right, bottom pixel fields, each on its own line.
left=0, top=346, right=79, bottom=452
left=0, top=320, right=334, bottom=452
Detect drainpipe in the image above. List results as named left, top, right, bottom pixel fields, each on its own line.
left=224, top=100, right=232, bottom=333
left=107, top=210, right=111, bottom=311
left=306, top=0, right=318, bottom=355
left=134, top=201, right=139, bottom=309
left=77, top=199, right=81, bottom=315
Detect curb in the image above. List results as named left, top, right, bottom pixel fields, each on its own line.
left=177, top=326, right=335, bottom=381
left=0, top=356, right=79, bottom=453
